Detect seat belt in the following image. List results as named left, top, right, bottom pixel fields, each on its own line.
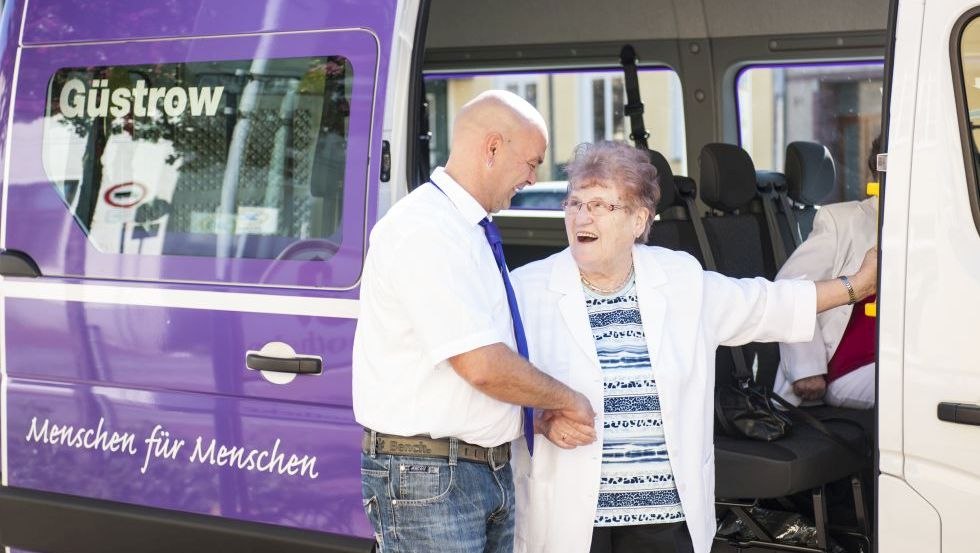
left=619, top=46, right=748, bottom=378
left=674, top=178, right=717, bottom=270
left=757, top=180, right=789, bottom=270
left=619, top=45, right=649, bottom=151
left=777, top=189, right=804, bottom=247
left=672, top=180, right=756, bottom=382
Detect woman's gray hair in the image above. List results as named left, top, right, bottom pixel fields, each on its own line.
left=563, top=141, right=661, bottom=243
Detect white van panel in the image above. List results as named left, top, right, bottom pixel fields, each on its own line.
left=878, top=474, right=941, bottom=553
left=896, top=0, right=980, bottom=550
left=379, top=0, right=422, bottom=214
left=878, top=0, right=926, bottom=479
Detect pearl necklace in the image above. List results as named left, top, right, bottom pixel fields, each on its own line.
left=580, top=264, right=635, bottom=295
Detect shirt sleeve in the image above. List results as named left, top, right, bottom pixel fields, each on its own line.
left=703, top=273, right=816, bottom=347
left=382, top=224, right=508, bottom=366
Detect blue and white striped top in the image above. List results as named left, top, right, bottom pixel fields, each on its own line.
left=586, top=274, right=685, bottom=527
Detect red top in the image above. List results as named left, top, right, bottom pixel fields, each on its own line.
left=827, top=294, right=877, bottom=383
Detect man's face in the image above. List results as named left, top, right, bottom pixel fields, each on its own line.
left=488, top=127, right=547, bottom=213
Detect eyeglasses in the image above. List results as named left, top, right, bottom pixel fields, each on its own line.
left=560, top=198, right=629, bottom=216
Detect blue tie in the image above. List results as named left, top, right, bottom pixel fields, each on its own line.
left=479, top=217, right=535, bottom=456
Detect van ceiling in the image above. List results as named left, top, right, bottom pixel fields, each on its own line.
left=426, top=0, right=889, bottom=48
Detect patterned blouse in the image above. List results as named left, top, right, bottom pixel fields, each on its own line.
left=585, top=274, right=685, bottom=527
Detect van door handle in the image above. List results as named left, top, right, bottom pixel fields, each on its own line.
left=246, top=353, right=322, bottom=374
left=937, top=402, right=980, bottom=426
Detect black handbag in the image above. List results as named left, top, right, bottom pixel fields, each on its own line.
left=716, top=378, right=793, bottom=441
left=713, top=347, right=869, bottom=458
left=714, top=346, right=792, bottom=441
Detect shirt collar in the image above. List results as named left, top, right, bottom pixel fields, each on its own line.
left=430, top=166, right=489, bottom=226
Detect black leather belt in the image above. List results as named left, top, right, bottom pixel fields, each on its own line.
left=362, top=429, right=511, bottom=465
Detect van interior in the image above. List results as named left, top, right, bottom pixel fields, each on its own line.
left=416, top=1, right=890, bottom=551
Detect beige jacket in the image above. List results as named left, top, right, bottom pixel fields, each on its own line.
left=774, top=197, right=878, bottom=404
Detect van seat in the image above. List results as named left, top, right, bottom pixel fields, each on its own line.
left=785, top=141, right=836, bottom=240
left=645, top=150, right=704, bottom=264
left=697, top=143, right=868, bottom=501
left=714, top=420, right=866, bottom=499
left=699, top=143, right=776, bottom=278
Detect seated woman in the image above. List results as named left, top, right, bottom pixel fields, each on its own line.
left=509, top=141, right=876, bottom=553
left=773, top=135, right=882, bottom=410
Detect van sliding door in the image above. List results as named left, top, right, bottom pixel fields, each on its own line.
left=0, top=5, right=398, bottom=550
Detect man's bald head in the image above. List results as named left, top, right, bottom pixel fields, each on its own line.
left=452, top=90, right=549, bottom=149
left=444, top=90, right=549, bottom=213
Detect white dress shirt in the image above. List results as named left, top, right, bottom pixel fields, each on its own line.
left=352, top=167, right=521, bottom=447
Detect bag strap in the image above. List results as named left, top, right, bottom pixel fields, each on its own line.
left=714, top=388, right=739, bottom=437
left=769, top=393, right=867, bottom=459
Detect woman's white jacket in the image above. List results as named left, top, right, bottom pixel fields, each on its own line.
left=509, top=246, right=816, bottom=553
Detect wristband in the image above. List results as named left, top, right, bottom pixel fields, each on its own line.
left=838, top=275, right=857, bottom=305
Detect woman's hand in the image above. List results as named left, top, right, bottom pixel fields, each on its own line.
left=536, top=409, right=596, bottom=449
left=850, top=246, right=878, bottom=300
left=815, top=247, right=878, bottom=313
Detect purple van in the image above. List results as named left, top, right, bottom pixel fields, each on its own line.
left=0, top=0, right=420, bottom=550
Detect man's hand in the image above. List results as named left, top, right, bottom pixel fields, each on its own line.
left=792, top=375, right=827, bottom=401
left=537, top=409, right=596, bottom=449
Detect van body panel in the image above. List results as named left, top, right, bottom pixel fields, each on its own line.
left=877, top=0, right=924, bottom=479
left=877, top=474, right=941, bottom=553
left=5, top=297, right=356, bottom=403
left=0, top=0, right=406, bottom=547
left=7, top=380, right=364, bottom=532
left=0, top=487, right=373, bottom=553
left=22, top=0, right=398, bottom=45
left=4, top=296, right=365, bottom=535
left=894, top=0, right=980, bottom=548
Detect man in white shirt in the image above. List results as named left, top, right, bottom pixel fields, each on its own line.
left=353, top=90, right=596, bottom=553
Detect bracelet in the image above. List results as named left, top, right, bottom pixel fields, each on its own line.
left=838, top=275, right=857, bottom=305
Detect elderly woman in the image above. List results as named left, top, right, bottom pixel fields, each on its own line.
left=509, top=141, right=876, bottom=553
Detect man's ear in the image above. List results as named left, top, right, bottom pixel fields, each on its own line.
left=484, top=132, right=504, bottom=168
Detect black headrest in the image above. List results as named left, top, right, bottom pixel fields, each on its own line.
left=785, top=141, right=835, bottom=205
left=646, top=149, right=676, bottom=209
left=755, top=170, right=787, bottom=194
left=673, top=175, right=696, bottom=199
left=699, top=143, right=757, bottom=212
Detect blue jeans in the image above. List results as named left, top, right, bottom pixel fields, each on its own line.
left=360, top=446, right=515, bottom=553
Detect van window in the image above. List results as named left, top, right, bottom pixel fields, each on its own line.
left=958, top=16, right=980, bottom=215
left=424, top=68, right=687, bottom=208
left=43, top=56, right=351, bottom=260
left=736, top=62, right=883, bottom=203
